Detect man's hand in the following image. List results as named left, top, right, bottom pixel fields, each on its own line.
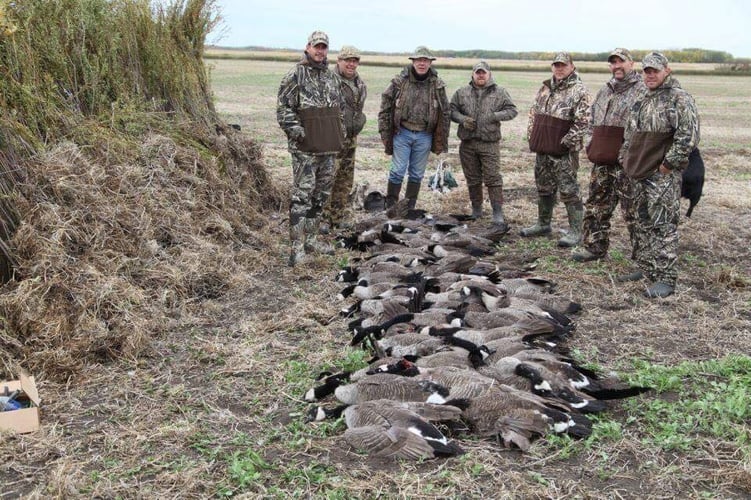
left=288, top=126, right=305, bottom=143
left=659, top=163, right=671, bottom=174
left=462, top=117, right=476, bottom=131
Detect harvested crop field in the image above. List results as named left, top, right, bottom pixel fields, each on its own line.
left=1, top=57, right=750, bottom=498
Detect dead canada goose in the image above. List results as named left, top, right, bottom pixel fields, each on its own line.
left=457, top=384, right=592, bottom=451
left=334, top=373, right=452, bottom=405
left=428, top=312, right=571, bottom=346
left=424, top=252, right=478, bottom=275
left=460, top=306, right=572, bottom=331
left=377, top=332, right=449, bottom=358
left=350, top=313, right=416, bottom=346
left=509, top=350, right=652, bottom=400
left=498, top=276, right=557, bottom=295
left=486, top=357, right=607, bottom=414
left=307, top=399, right=465, bottom=460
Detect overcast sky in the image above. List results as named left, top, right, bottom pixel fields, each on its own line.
left=209, top=0, right=751, bottom=58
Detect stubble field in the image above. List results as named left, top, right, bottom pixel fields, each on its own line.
left=2, top=57, right=750, bottom=498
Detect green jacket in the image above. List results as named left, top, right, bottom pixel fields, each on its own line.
left=590, top=70, right=646, bottom=128
left=450, top=78, right=518, bottom=142
left=334, top=64, right=367, bottom=140
left=277, top=53, right=345, bottom=154
left=527, top=70, right=591, bottom=151
left=620, top=76, right=700, bottom=171
left=378, top=65, right=450, bottom=155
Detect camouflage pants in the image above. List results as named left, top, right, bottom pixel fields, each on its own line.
left=322, top=137, right=357, bottom=225
left=459, top=139, right=503, bottom=189
left=289, top=151, right=335, bottom=246
left=629, top=170, right=681, bottom=286
left=581, top=164, right=634, bottom=256
left=534, top=151, right=581, bottom=205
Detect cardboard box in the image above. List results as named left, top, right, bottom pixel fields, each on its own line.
left=0, top=372, right=41, bottom=433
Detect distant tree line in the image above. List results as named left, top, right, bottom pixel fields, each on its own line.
left=212, top=46, right=750, bottom=72
left=418, top=48, right=737, bottom=64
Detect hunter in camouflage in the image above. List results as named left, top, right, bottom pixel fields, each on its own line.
left=450, top=60, right=518, bottom=231
left=522, top=52, right=592, bottom=247
left=572, top=48, right=646, bottom=263
left=378, top=46, right=450, bottom=210
left=321, top=45, right=367, bottom=231
left=619, top=52, right=700, bottom=298
left=277, top=30, right=345, bottom=266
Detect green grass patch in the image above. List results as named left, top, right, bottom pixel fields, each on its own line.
left=624, top=355, right=751, bottom=454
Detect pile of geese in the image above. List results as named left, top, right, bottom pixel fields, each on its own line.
left=305, top=201, right=650, bottom=460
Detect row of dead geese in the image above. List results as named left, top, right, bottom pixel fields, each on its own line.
left=305, top=201, right=650, bottom=460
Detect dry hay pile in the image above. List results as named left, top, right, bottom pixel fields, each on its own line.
left=0, top=123, right=283, bottom=379
left=305, top=205, right=648, bottom=459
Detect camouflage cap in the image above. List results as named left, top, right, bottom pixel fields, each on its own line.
left=473, top=61, right=491, bottom=73
left=642, top=51, right=669, bottom=70
left=338, top=45, right=361, bottom=60
left=409, top=46, right=436, bottom=60
left=552, top=51, right=573, bottom=65
left=608, top=48, right=633, bottom=62
left=307, top=30, right=329, bottom=47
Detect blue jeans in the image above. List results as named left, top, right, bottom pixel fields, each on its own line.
left=388, top=127, right=432, bottom=184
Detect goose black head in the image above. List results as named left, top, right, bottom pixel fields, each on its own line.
left=304, top=372, right=350, bottom=401
left=418, top=380, right=451, bottom=403
left=336, top=267, right=359, bottom=283
left=305, top=404, right=347, bottom=423
left=467, top=344, right=495, bottom=368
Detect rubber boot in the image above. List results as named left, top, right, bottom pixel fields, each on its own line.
left=303, top=217, right=335, bottom=255
left=487, top=186, right=509, bottom=233
left=385, top=181, right=402, bottom=209
left=405, top=181, right=421, bottom=210
left=468, top=184, right=484, bottom=219
left=558, top=202, right=583, bottom=248
left=520, top=195, right=554, bottom=237
left=288, top=217, right=307, bottom=267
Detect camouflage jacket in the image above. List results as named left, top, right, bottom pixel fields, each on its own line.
left=378, top=65, right=450, bottom=155
left=620, top=76, right=700, bottom=170
left=527, top=71, right=591, bottom=151
left=334, top=64, right=367, bottom=139
left=590, top=70, right=646, bottom=128
left=450, top=78, right=518, bottom=142
left=277, top=53, right=345, bottom=154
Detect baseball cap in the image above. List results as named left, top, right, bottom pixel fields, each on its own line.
left=409, top=46, right=436, bottom=60
left=552, top=51, right=573, bottom=65
left=473, top=61, right=491, bottom=73
left=307, top=30, right=329, bottom=47
left=338, top=45, right=361, bottom=60
left=642, top=52, right=669, bottom=70
left=608, top=48, right=633, bottom=62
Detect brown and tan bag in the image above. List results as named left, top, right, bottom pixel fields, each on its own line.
left=587, top=125, right=625, bottom=165
left=528, top=114, right=572, bottom=155
left=622, top=131, right=674, bottom=180
left=297, top=106, right=345, bottom=153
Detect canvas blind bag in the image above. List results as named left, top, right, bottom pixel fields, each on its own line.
left=622, top=131, right=674, bottom=180
left=528, top=114, right=572, bottom=155
left=297, top=105, right=345, bottom=153
left=587, top=125, right=625, bottom=165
